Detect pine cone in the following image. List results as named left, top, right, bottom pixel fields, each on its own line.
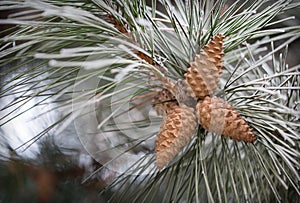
left=203, top=33, right=225, bottom=75
left=152, top=89, right=177, bottom=116
left=155, top=104, right=197, bottom=169
left=196, top=96, right=257, bottom=143
left=184, top=34, right=225, bottom=99
left=184, top=53, right=220, bottom=98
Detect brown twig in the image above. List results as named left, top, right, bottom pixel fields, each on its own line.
left=104, top=14, right=175, bottom=91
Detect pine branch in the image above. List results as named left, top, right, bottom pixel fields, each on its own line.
left=0, top=0, right=299, bottom=202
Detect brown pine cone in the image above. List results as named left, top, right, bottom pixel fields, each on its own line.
left=184, top=34, right=225, bottom=99
left=184, top=53, right=220, bottom=98
left=155, top=104, right=197, bottom=169
left=203, top=33, right=225, bottom=75
left=196, top=96, right=257, bottom=143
